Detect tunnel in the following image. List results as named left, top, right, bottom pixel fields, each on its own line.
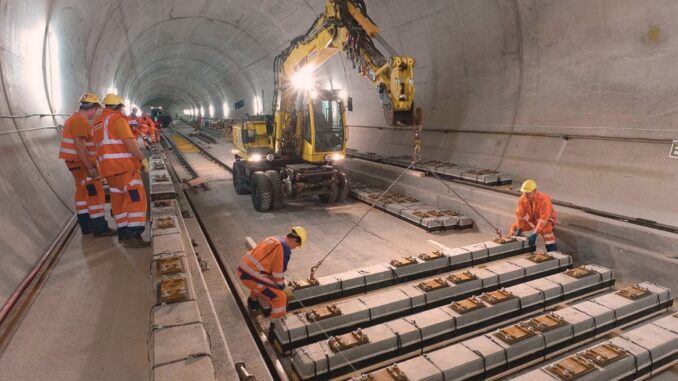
left=1, top=1, right=677, bottom=380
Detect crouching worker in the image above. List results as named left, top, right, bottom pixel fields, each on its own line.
left=237, top=227, right=307, bottom=318
left=509, top=179, right=558, bottom=252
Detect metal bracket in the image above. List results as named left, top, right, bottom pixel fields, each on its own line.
left=527, top=252, right=554, bottom=263
left=450, top=297, right=485, bottom=314
left=156, top=217, right=175, bottom=229
left=153, top=173, right=170, bottom=182
left=153, top=200, right=172, bottom=208
left=494, top=323, right=536, bottom=345
left=546, top=355, right=596, bottom=380
left=328, top=329, right=369, bottom=352
left=448, top=270, right=478, bottom=284
left=156, top=257, right=184, bottom=275
left=527, top=313, right=568, bottom=332
left=158, top=278, right=188, bottom=303
left=480, top=289, right=515, bottom=305
left=289, top=278, right=320, bottom=291
left=565, top=266, right=595, bottom=279
left=581, top=343, right=628, bottom=366
left=418, top=250, right=444, bottom=261
left=306, top=304, right=342, bottom=322
left=616, top=284, right=649, bottom=300
left=493, top=235, right=517, bottom=245
left=389, top=256, right=417, bottom=268
left=365, top=364, right=409, bottom=381
left=417, top=278, right=448, bottom=292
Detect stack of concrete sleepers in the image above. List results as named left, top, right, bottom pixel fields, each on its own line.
left=350, top=282, right=672, bottom=381
left=273, top=252, right=575, bottom=350
left=378, top=154, right=512, bottom=185
left=350, top=181, right=473, bottom=231
left=149, top=157, right=215, bottom=380
left=290, top=265, right=621, bottom=380
left=346, top=148, right=385, bottom=162
left=287, top=237, right=533, bottom=310
left=514, top=313, right=678, bottom=381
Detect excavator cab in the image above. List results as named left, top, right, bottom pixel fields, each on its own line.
left=301, top=89, right=347, bottom=163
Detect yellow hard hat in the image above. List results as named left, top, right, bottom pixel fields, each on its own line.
left=520, top=179, right=537, bottom=193
left=79, top=93, right=101, bottom=107
left=291, top=226, right=307, bottom=246
left=102, top=93, right=124, bottom=107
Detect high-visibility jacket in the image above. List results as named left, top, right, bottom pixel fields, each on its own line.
left=511, top=191, right=557, bottom=234
left=128, top=115, right=140, bottom=138
left=58, top=112, right=96, bottom=163
left=92, top=109, right=139, bottom=177
left=238, top=237, right=291, bottom=290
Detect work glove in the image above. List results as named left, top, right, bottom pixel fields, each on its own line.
left=283, top=286, right=295, bottom=298
left=527, top=232, right=538, bottom=247
left=511, top=228, right=522, bottom=237
left=141, top=158, right=150, bottom=173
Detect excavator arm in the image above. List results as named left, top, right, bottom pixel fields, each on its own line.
left=272, top=0, right=416, bottom=157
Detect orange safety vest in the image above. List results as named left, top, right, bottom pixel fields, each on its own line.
left=58, top=112, right=96, bottom=162
left=238, top=237, right=286, bottom=289
left=511, top=191, right=557, bottom=234
left=92, top=109, right=138, bottom=177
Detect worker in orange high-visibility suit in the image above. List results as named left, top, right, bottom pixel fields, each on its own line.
left=140, top=112, right=159, bottom=143
left=58, top=93, right=116, bottom=237
left=509, top=179, right=558, bottom=252
left=137, top=113, right=152, bottom=149
left=238, top=227, right=307, bottom=318
left=127, top=107, right=141, bottom=143
left=92, top=94, right=151, bottom=248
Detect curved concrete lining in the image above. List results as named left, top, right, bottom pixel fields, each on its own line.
left=1, top=0, right=677, bottom=310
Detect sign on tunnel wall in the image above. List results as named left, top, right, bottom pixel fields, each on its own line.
left=234, top=99, right=245, bottom=110
left=670, top=140, right=678, bottom=159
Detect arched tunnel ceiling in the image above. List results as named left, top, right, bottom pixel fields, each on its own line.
left=91, top=0, right=330, bottom=110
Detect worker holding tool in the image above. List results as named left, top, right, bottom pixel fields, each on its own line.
left=509, top=179, right=558, bottom=252
left=58, top=93, right=116, bottom=237
left=92, top=94, right=151, bottom=248
left=237, top=227, right=307, bottom=318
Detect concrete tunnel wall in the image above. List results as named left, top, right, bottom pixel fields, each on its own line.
left=1, top=0, right=677, bottom=309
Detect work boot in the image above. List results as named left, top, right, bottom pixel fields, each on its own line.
left=121, top=235, right=151, bottom=248
left=247, top=297, right=259, bottom=311
left=93, top=228, right=117, bottom=238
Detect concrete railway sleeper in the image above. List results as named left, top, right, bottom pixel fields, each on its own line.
left=287, top=237, right=532, bottom=310
left=272, top=252, right=574, bottom=350
left=349, top=282, right=672, bottom=381
left=515, top=313, right=678, bottom=381
left=290, top=265, right=622, bottom=380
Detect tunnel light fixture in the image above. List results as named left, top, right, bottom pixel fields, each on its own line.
left=292, top=64, right=316, bottom=91
left=45, top=31, right=62, bottom=112
left=107, top=87, right=118, bottom=95
left=223, top=102, right=230, bottom=118
left=253, top=96, right=263, bottom=115
left=309, top=89, right=319, bottom=99
left=183, top=109, right=190, bottom=115
left=193, top=108, right=199, bottom=116
left=208, top=104, right=214, bottom=118
left=199, top=106, right=205, bottom=117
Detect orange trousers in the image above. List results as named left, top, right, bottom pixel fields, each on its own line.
left=106, top=169, right=147, bottom=238
left=240, top=278, right=287, bottom=318
left=65, top=161, right=107, bottom=233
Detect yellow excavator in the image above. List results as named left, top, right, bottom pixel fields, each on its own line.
left=231, top=0, right=416, bottom=211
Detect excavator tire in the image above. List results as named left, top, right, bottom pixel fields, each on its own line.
left=319, top=184, right=339, bottom=204
left=265, top=170, right=284, bottom=210
left=251, top=171, right=272, bottom=211
left=233, top=161, right=250, bottom=195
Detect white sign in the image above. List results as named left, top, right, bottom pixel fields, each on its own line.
left=670, top=140, right=678, bottom=159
